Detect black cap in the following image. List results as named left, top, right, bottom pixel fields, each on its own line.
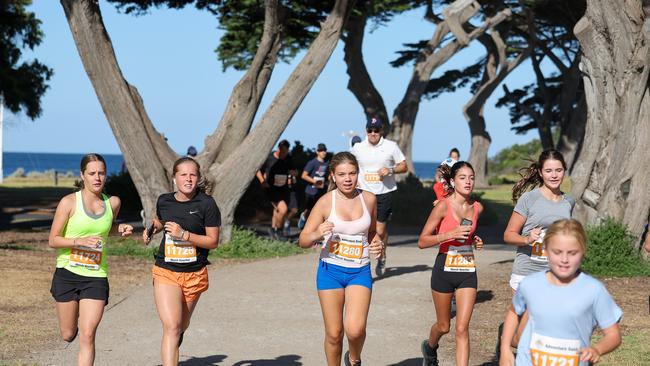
left=317, top=143, right=327, bottom=152
left=278, top=139, right=290, bottom=149
left=186, top=146, right=197, bottom=157
left=351, top=135, right=362, bottom=146
left=366, top=117, right=384, bottom=130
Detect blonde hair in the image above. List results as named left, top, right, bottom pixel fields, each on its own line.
left=327, top=152, right=359, bottom=192
left=543, top=219, right=587, bottom=253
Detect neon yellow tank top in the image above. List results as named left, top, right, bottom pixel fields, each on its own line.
left=56, top=191, right=113, bottom=277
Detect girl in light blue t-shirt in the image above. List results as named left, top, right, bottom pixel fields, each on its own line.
left=499, top=219, right=622, bottom=366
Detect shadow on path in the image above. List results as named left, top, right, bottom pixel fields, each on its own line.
left=373, top=264, right=432, bottom=283
left=476, top=289, right=494, bottom=304
left=388, top=358, right=422, bottom=366
left=179, top=354, right=228, bottom=365
left=231, top=354, right=302, bottom=365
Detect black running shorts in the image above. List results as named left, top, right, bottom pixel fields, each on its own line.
left=430, top=253, right=477, bottom=293
left=267, top=186, right=291, bottom=204
left=376, top=192, right=394, bottom=223
left=50, top=267, right=109, bottom=304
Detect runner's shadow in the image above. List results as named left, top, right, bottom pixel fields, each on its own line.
left=178, top=354, right=227, bottom=365
left=372, top=264, right=432, bottom=283
left=476, top=289, right=494, bottom=304
left=388, top=358, right=421, bottom=366
left=231, top=354, right=302, bottom=365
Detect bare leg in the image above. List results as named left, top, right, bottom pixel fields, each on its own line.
left=318, top=289, right=345, bottom=366
left=55, top=301, right=79, bottom=342
left=154, top=281, right=184, bottom=366
left=77, top=299, right=105, bottom=366
left=509, top=288, right=527, bottom=348
left=453, top=287, right=477, bottom=366
left=428, top=291, right=453, bottom=348
left=344, top=285, right=372, bottom=364
left=272, top=200, right=289, bottom=229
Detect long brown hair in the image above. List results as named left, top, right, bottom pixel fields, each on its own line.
left=439, top=161, right=474, bottom=194
left=74, top=153, right=106, bottom=190
left=512, top=149, right=567, bottom=203
left=173, top=157, right=212, bottom=195
left=327, top=152, right=359, bottom=192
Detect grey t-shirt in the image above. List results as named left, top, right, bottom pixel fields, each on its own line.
left=512, top=188, right=575, bottom=276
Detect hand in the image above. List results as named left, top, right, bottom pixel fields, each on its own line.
left=449, top=225, right=472, bottom=241
left=526, top=227, right=542, bottom=244
left=261, top=180, right=270, bottom=189
left=378, top=167, right=391, bottom=178
left=369, top=237, right=385, bottom=259
left=118, top=224, right=133, bottom=237
left=143, top=227, right=153, bottom=244
left=164, top=221, right=185, bottom=240
left=314, top=180, right=325, bottom=189
left=317, top=221, right=335, bottom=240
left=473, top=235, right=484, bottom=251
left=499, top=349, right=515, bottom=366
left=75, top=235, right=103, bottom=248
left=579, top=346, right=601, bottom=363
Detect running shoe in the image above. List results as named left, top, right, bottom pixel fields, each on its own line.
left=344, top=350, right=361, bottom=366
left=298, top=212, right=307, bottom=230
left=421, top=340, right=439, bottom=366
left=283, top=219, right=291, bottom=236
left=375, top=257, right=386, bottom=277
left=268, top=227, right=279, bottom=240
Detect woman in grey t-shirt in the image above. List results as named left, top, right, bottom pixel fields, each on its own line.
left=499, top=149, right=575, bottom=350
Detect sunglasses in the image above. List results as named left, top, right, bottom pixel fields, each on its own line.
left=366, top=129, right=381, bottom=134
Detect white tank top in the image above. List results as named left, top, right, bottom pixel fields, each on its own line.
left=319, top=190, right=371, bottom=268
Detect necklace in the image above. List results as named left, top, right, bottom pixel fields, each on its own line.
left=336, top=189, right=358, bottom=200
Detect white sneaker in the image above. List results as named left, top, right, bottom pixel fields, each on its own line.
left=283, top=219, right=291, bottom=236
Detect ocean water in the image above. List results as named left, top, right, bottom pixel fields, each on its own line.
left=2, top=152, right=440, bottom=180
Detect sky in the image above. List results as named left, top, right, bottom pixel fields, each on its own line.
left=3, top=1, right=539, bottom=162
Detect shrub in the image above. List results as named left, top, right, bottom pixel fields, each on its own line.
left=212, top=227, right=307, bottom=259
left=104, top=171, right=142, bottom=213
left=583, top=218, right=650, bottom=277
left=392, top=174, right=435, bottom=226
left=488, top=139, right=542, bottom=177
left=105, top=237, right=156, bottom=258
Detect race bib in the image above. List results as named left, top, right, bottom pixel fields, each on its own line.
left=164, top=233, right=197, bottom=263
left=313, top=176, right=325, bottom=188
left=328, top=234, right=366, bottom=263
left=530, top=333, right=580, bottom=366
left=273, top=174, right=288, bottom=187
left=363, top=171, right=382, bottom=185
left=530, top=229, right=548, bottom=263
left=70, top=242, right=103, bottom=270
left=444, top=245, right=475, bottom=272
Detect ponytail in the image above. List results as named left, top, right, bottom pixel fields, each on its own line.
left=512, top=149, right=567, bottom=203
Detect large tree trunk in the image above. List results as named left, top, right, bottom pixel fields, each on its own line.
left=571, top=0, right=650, bottom=246
left=387, top=2, right=511, bottom=175
left=63, top=0, right=355, bottom=241
left=464, top=32, right=530, bottom=187
left=211, top=0, right=355, bottom=240
left=61, top=0, right=175, bottom=220
left=342, top=7, right=389, bottom=127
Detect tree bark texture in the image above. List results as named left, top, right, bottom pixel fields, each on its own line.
left=211, top=0, right=355, bottom=240
left=387, top=3, right=511, bottom=176
left=571, top=0, right=650, bottom=246
left=61, top=0, right=175, bottom=221
left=63, top=0, right=355, bottom=241
left=464, top=32, right=530, bottom=187
left=342, top=9, right=389, bottom=126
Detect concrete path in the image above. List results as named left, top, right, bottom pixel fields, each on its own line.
left=27, top=236, right=514, bottom=366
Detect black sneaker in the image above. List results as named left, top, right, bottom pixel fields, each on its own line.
left=421, top=340, right=439, bottom=366
left=375, top=257, right=386, bottom=277
left=268, top=227, right=279, bottom=240
left=495, top=322, right=504, bottom=360
left=344, top=350, right=361, bottom=366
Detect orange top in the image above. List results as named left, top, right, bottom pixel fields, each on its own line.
left=436, top=198, right=479, bottom=253
left=433, top=181, right=448, bottom=201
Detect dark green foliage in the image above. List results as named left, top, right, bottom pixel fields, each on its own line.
left=392, top=173, right=435, bottom=226
left=583, top=218, right=650, bottom=277
left=106, top=237, right=157, bottom=258
left=0, top=0, right=53, bottom=119
left=424, top=60, right=484, bottom=99
left=488, top=138, right=542, bottom=177
left=212, top=227, right=306, bottom=258
left=104, top=171, right=143, bottom=213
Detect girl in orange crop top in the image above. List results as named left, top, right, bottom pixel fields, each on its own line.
left=417, top=161, right=484, bottom=366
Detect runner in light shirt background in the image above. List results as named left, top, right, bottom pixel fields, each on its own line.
left=351, top=117, right=407, bottom=276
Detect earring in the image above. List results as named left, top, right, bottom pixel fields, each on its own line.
left=332, top=177, right=336, bottom=183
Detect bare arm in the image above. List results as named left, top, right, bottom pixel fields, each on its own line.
left=164, top=222, right=219, bottom=250
left=499, top=305, right=521, bottom=366
left=255, top=170, right=265, bottom=184
left=393, top=160, right=408, bottom=174
left=107, top=196, right=133, bottom=237
left=418, top=201, right=449, bottom=249
left=579, top=323, right=621, bottom=363
left=503, top=212, right=533, bottom=246
left=298, top=193, right=332, bottom=248
left=48, top=194, right=102, bottom=248
left=301, top=170, right=317, bottom=185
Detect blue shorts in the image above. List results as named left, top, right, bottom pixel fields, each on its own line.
left=316, top=261, right=372, bottom=291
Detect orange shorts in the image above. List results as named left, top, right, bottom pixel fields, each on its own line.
left=152, top=266, right=209, bottom=303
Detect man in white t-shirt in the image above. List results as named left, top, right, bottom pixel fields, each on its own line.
left=351, top=117, right=407, bottom=276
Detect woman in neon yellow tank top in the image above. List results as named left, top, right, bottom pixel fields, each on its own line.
left=48, top=153, right=133, bottom=366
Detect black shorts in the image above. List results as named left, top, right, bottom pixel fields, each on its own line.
left=430, top=253, right=477, bottom=293
left=50, top=267, right=109, bottom=304
left=288, top=190, right=298, bottom=210
left=267, top=186, right=290, bottom=204
left=376, top=192, right=394, bottom=223
left=305, top=191, right=326, bottom=211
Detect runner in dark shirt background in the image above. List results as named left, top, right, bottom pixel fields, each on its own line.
left=299, top=143, right=329, bottom=230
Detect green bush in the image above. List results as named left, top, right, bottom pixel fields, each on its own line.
left=104, top=171, right=142, bottom=213
left=392, top=174, right=435, bottom=226
left=583, top=218, right=650, bottom=277
left=212, top=227, right=307, bottom=259
left=105, top=237, right=157, bottom=258
left=488, top=139, right=542, bottom=177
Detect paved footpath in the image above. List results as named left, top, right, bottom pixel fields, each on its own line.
left=27, top=236, right=514, bottom=366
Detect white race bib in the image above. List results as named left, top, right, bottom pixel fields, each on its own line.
left=328, top=234, right=367, bottom=264
left=530, top=229, right=548, bottom=263
left=363, top=171, right=382, bottom=185
left=273, top=174, right=288, bottom=187
left=164, top=233, right=197, bottom=263
left=530, top=332, right=580, bottom=366
left=444, top=245, right=475, bottom=272
left=70, top=241, right=103, bottom=270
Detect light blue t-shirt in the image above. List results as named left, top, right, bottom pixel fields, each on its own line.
left=513, top=271, right=622, bottom=366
